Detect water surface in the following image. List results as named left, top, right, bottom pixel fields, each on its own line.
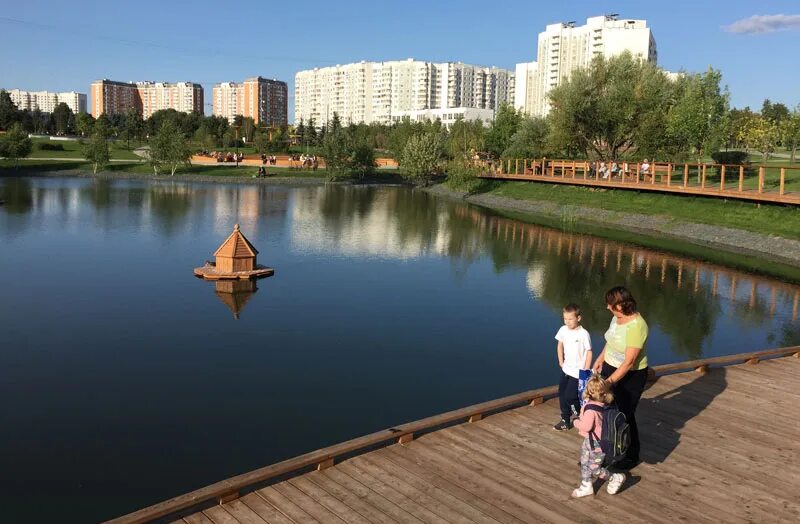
left=1, top=177, right=797, bottom=522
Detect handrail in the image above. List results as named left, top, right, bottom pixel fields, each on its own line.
left=108, top=345, right=800, bottom=523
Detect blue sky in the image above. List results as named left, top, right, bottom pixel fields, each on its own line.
left=2, top=0, right=799, bottom=119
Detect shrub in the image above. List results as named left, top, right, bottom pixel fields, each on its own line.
left=400, top=132, right=444, bottom=186
left=37, top=142, right=65, bottom=151
left=445, top=160, right=483, bottom=192
left=710, top=151, right=749, bottom=165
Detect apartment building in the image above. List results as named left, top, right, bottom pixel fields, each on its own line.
left=91, top=79, right=203, bottom=118
left=8, top=89, right=87, bottom=114
left=212, top=77, right=288, bottom=126
left=295, top=59, right=514, bottom=126
left=514, top=15, right=657, bottom=116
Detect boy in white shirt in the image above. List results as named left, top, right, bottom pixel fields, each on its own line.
left=553, top=303, right=593, bottom=430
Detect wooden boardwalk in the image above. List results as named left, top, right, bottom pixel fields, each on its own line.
left=113, top=349, right=800, bottom=523
left=479, top=159, right=800, bottom=206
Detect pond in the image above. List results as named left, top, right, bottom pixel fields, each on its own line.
left=1, top=177, right=797, bottom=522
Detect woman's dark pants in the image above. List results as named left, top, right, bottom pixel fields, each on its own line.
left=602, top=362, right=648, bottom=464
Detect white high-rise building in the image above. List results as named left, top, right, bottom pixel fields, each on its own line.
left=295, top=59, right=514, bottom=126
left=8, top=89, right=87, bottom=114
left=515, top=15, right=657, bottom=116
left=212, top=82, right=241, bottom=123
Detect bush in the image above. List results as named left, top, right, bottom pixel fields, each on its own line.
left=36, top=142, right=65, bottom=151
left=710, top=151, right=749, bottom=165
left=400, top=132, right=444, bottom=186
left=445, top=160, right=483, bottom=192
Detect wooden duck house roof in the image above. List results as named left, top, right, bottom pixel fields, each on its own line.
left=214, top=224, right=259, bottom=258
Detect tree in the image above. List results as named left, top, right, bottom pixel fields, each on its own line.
left=120, top=108, right=142, bottom=149
left=780, top=108, right=800, bottom=163
left=321, top=123, right=350, bottom=180
left=400, top=132, right=444, bottom=185
left=349, top=141, right=376, bottom=180
left=740, top=113, right=781, bottom=162
left=296, top=118, right=306, bottom=149
left=761, top=99, right=790, bottom=125
left=149, top=119, right=191, bottom=176
left=548, top=52, right=674, bottom=159
left=0, top=90, right=21, bottom=130
left=253, top=131, right=270, bottom=154
left=75, top=112, right=96, bottom=138
left=446, top=118, right=485, bottom=161
left=240, top=117, right=256, bottom=143
left=667, top=68, right=729, bottom=164
left=0, top=123, right=33, bottom=166
left=52, top=103, right=74, bottom=135
left=502, top=116, right=549, bottom=159
left=485, top=103, right=521, bottom=158
left=83, top=127, right=110, bottom=174
left=307, top=117, right=318, bottom=146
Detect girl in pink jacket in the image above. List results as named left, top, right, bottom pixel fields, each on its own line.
left=571, top=375, right=626, bottom=497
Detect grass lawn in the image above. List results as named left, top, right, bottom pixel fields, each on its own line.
left=28, top=137, right=145, bottom=161
left=484, top=181, right=800, bottom=240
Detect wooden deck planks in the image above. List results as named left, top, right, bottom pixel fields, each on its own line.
left=177, top=357, right=799, bottom=524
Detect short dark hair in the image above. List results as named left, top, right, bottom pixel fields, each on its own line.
left=563, top=303, right=581, bottom=316
left=605, top=286, right=637, bottom=315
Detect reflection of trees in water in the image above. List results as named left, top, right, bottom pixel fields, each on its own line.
left=149, top=185, right=191, bottom=236
left=82, top=179, right=112, bottom=209
left=310, top=185, right=798, bottom=359
left=1, top=178, right=33, bottom=214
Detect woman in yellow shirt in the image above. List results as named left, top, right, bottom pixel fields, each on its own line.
left=592, top=286, right=649, bottom=470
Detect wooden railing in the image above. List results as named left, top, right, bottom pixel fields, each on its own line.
left=109, top=345, right=800, bottom=523
left=479, top=159, right=800, bottom=205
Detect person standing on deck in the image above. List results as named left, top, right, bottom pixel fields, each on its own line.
left=592, top=286, right=649, bottom=470
left=553, top=304, right=593, bottom=431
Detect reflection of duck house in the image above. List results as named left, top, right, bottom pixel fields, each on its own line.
left=215, top=280, right=257, bottom=319
left=194, top=224, right=274, bottom=280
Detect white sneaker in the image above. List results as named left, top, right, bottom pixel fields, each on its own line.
left=606, top=473, right=625, bottom=494
left=571, top=482, right=594, bottom=498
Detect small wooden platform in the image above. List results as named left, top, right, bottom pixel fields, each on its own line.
left=193, top=264, right=274, bottom=281
left=112, top=349, right=800, bottom=523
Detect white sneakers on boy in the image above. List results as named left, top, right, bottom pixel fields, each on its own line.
left=606, top=473, right=626, bottom=494
left=571, top=481, right=594, bottom=498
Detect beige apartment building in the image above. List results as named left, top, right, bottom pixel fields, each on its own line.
left=295, top=59, right=514, bottom=126
left=212, top=77, right=288, bottom=126
left=91, top=79, right=203, bottom=118
left=514, top=15, right=658, bottom=116
left=8, top=89, right=87, bottom=114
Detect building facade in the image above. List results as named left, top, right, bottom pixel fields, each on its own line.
left=8, top=89, right=87, bottom=114
left=91, top=79, right=203, bottom=118
left=295, top=59, right=514, bottom=126
left=391, top=107, right=496, bottom=127
left=212, top=77, right=288, bottom=126
left=514, top=15, right=657, bottom=116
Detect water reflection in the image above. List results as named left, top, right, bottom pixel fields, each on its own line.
left=213, top=280, right=258, bottom=320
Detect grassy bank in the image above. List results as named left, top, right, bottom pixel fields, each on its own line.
left=475, top=180, right=800, bottom=240
left=28, top=138, right=144, bottom=161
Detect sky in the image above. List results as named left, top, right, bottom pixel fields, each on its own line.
left=2, top=0, right=799, bottom=120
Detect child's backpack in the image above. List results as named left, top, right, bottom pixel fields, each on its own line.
left=584, top=404, right=630, bottom=465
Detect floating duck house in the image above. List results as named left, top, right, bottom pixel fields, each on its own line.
left=194, top=224, right=274, bottom=280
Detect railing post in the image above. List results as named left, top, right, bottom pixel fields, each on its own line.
left=515, top=158, right=519, bottom=175
left=595, top=161, right=600, bottom=181
left=550, top=159, right=555, bottom=177
left=780, top=168, right=786, bottom=195
left=667, top=163, right=672, bottom=186
left=758, top=166, right=764, bottom=193
left=561, top=161, right=565, bottom=178
left=583, top=162, right=588, bottom=180
left=651, top=163, right=656, bottom=185
left=635, top=163, right=640, bottom=184
left=571, top=160, right=576, bottom=178
left=683, top=164, right=689, bottom=187
left=701, top=164, right=707, bottom=189
left=720, top=165, right=726, bottom=192
left=738, top=165, right=744, bottom=192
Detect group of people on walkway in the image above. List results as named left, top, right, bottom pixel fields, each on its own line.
left=593, top=159, right=651, bottom=180
left=552, top=286, right=648, bottom=498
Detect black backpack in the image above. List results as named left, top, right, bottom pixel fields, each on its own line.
left=584, top=404, right=630, bottom=464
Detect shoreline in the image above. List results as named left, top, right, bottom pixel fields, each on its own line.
left=423, top=184, right=800, bottom=271
left=4, top=168, right=799, bottom=270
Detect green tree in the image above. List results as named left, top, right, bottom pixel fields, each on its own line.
left=446, top=117, right=485, bottom=161
left=548, top=52, right=673, bottom=159
left=75, top=112, right=96, bottom=138
left=349, top=141, right=376, bottom=180
left=761, top=99, right=790, bottom=125
left=667, top=68, right=729, bottom=163
left=51, top=103, right=74, bottom=135
left=149, top=119, right=191, bottom=176
left=120, top=108, right=142, bottom=149
left=307, top=117, right=318, bottom=146
left=240, top=117, right=256, bottom=143
left=485, top=103, right=521, bottom=158
left=253, top=131, right=270, bottom=154
left=296, top=118, right=306, bottom=148
left=741, top=113, right=781, bottom=162
left=502, top=116, right=549, bottom=159
left=83, top=127, right=110, bottom=174
left=321, top=123, right=349, bottom=180
left=780, top=108, right=800, bottom=163
left=400, top=132, right=444, bottom=186
left=0, top=123, right=33, bottom=166
left=0, top=90, right=21, bottom=130
left=95, top=114, right=112, bottom=139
